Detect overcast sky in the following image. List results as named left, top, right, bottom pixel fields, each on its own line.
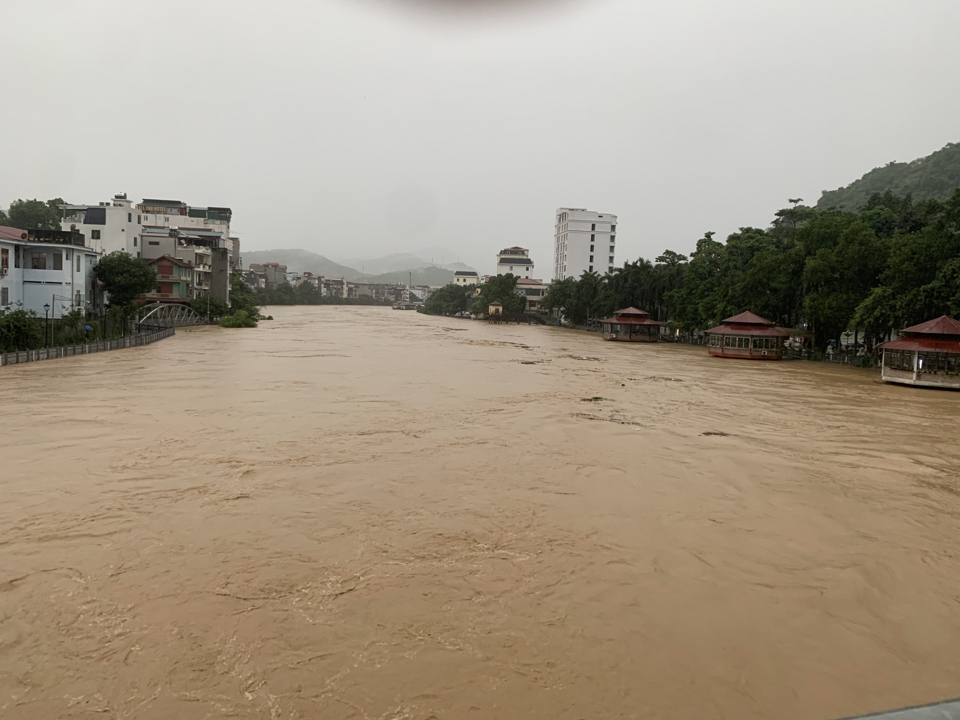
left=3, top=0, right=959, bottom=274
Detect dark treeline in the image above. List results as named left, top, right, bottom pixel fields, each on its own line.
left=543, top=191, right=960, bottom=348
left=255, top=282, right=393, bottom=307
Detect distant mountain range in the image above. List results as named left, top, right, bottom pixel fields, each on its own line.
left=818, top=141, right=960, bottom=210
left=242, top=248, right=476, bottom=285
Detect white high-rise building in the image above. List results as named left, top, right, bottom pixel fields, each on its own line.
left=553, top=208, right=617, bottom=281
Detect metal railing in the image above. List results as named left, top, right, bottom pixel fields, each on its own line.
left=0, top=327, right=175, bottom=366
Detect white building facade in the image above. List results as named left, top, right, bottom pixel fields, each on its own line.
left=454, top=270, right=479, bottom=286
left=61, top=194, right=143, bottom=257
left=0, top=227, right=101, bottom=318
left=553, top=208, right=617, bottom=281
left=496, top=247, right=534, bottom=279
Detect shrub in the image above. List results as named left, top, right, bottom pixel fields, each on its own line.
left=219, top=310, right=258, bottom=328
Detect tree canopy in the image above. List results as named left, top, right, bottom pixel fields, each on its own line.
left=421, top=284, right=473, bottom=316
left=94, top=252, right=158, bottom=308
left=4, top=198, right=65, bottom=230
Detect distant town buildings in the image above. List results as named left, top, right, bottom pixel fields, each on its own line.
left=0, top=226, right=101, bottom=318
left=497, top=247, right=534, bottom=279
left=553, top=208, right=617, bottom=281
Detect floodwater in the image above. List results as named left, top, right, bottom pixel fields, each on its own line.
left=2, top=306, right=960, bottom=720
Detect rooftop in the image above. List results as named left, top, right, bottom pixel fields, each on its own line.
left=454, top=270, right=479, bottom=276
left=901, top=315, right=960, bottom=336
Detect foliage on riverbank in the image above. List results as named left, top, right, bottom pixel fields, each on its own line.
left=219, top=310, right=258, bottom=328
left=544, top=190, right=960, bottom=348
left=420, top=284, right=474, bottom=315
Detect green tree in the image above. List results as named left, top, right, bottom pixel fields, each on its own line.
left=190, top=294, right=230, bottom=319
left=94, top=251, right=158, bottom=308
left=422, top=284, right=472, bottom=315
left=471, top=274, right=525, bottom=315
left=6, top=198, right=65, bottom=230
left=219, top=310, right=258, bottom=328
left=230, top=272, right=262, bottom=317
left=0, top=308, right=45, bottom=352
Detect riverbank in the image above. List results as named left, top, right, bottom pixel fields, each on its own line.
left=0, top=326, right=175, bottom=366
left=2, top=306, right=959, bottom=719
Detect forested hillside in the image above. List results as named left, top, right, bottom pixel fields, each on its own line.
left=818, top=142, right=960, bottom=210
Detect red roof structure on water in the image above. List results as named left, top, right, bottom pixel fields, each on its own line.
left=599, top=307, right=662, bottom=325
left=705, top=311, right=790, bottom=337
left=879, top=315, right=960, bottom=353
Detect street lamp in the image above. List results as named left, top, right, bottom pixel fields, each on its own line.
left=43, top=303, right=50, bottom=347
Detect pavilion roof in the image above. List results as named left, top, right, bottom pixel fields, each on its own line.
left=613, top=307, right=650, bottom=317
left=901, top=315, right=960, bottom=337
left=722, top=311, right=775, bottom=326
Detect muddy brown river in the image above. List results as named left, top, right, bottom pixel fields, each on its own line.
left=2, top=305, right=959, bottom=719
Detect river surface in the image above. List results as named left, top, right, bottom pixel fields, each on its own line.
left=2, top=306, right=960, bottom=720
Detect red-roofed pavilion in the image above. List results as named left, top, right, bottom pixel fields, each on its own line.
left=704, top=312, right=790, bottom=360
left=599, top=307, right=663, bottom=342
left=878, top=315, right=960, bottom=389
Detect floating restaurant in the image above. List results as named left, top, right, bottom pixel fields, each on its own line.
left=878, top=315, right=960, bottom=390
left=704, top=311, right=789, bottom=360
left=600, top=307, right=662, bottom=342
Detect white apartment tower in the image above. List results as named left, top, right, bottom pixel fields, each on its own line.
left=553, top=208, right=617, bottom=281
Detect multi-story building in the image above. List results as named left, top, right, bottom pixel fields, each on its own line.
left=496, top=247, right=534, bottom=279
left=248, top=262, right=287, bottom=289
left=62, top=194, right=237, bottom=302
left=145, top=255, right=194, bottom=303
left=515, top=278, right=548, bottom=313
left=0, top=226, right=101, bottom=317
left=454, top=270, right=479, bottom=286
left=553, top=208, right=617, bottom=281
left=61, top=194, right=143, bottom=257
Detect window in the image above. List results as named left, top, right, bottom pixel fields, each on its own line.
left=133, top=237, right=138, bottom=247
left=31, top=252, right=46, bottom=269
left=590, top=245, right=594, bottom=252
left=609, top=256, right=614, bottom=263
left=591, top=223, right=596, bottom=231
left=77, top=255, right=81, bottom=272
left=885, top=350, right=914, bottom=372
left=588, top=265, right=593, bottom=272
left=91, top=230, right=101, bottom=240
left=53, top=252, right=62, bottom=270
left=1, top=287, right=7, bottom=306
left=148, top=241, right=160, bottom=246
left=128, top=212, right=132, bottom=222
left=14, top=246, right=19, bottom=268
left=137, top=215, right=141, bottom=224
left=610, top=235, right=616, bottom=243
left=589, top=255, right=594, bottom=262
left=75, top=291, right=82, bottom=306
left=611, top=224, right=617, bottom=232
left=590, top=234, right=595, bottom=242
left=1, top=248, right=7, bottom=271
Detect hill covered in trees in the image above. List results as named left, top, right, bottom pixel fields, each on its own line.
left=818, top=142, right=960, bottom=210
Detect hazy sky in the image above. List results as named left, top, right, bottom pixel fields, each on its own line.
left=3, top=0, right=959, bottom=274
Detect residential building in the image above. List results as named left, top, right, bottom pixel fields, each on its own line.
left=553, top=208, right=617, bottom=281
left=515, top=278, right=548, bottom=313
left=497, top=247, right=534, bottom=279
left=145, top=255, right=194, bottom=303
left=61, top=193, right=143, bottom=257
left=0, top=226, right=101, bottom=317
left=248, top=263, right=288, bottom=289
left=454, top=270, right=479, bottom=287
